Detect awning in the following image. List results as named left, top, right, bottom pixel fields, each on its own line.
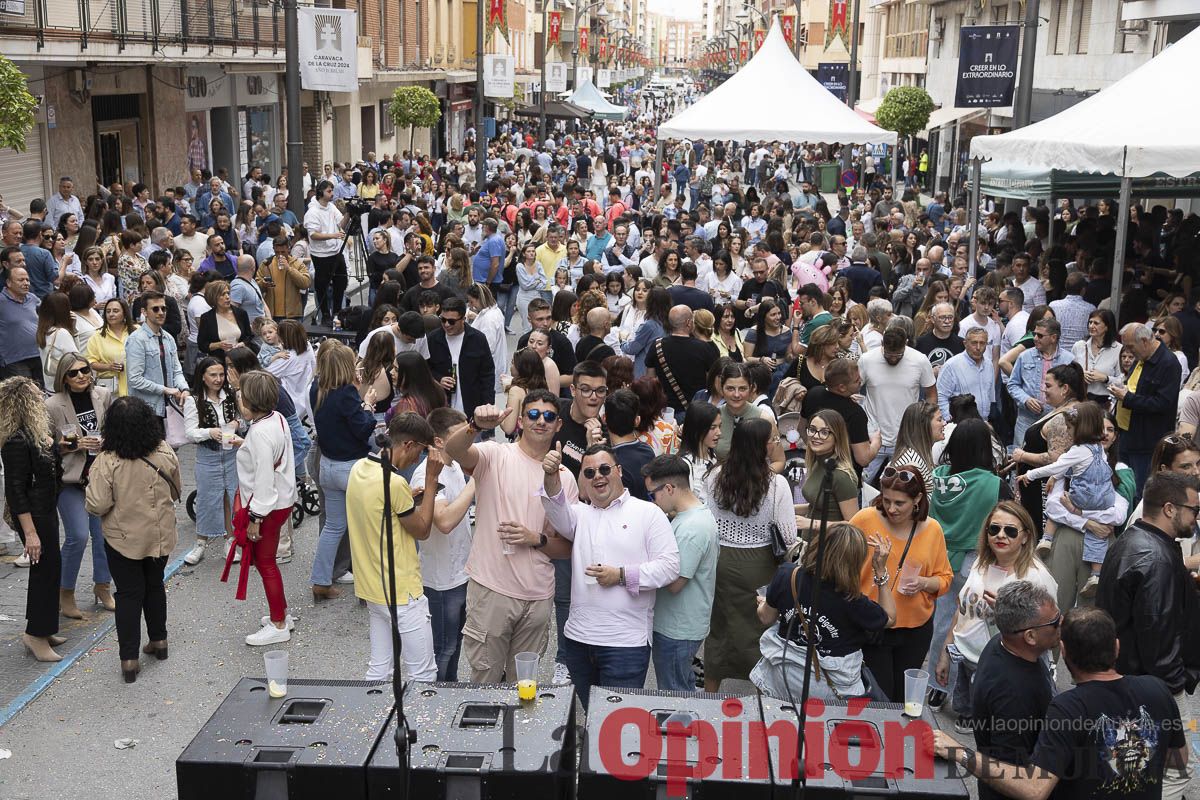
left=855, top=96, right=883, bottom=115
left=513, top=100, right=594, bottom=120
left=919, top=107, right=986, bottom=137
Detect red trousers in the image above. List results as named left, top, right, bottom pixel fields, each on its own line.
left=253, top=507, right=292, bottom=623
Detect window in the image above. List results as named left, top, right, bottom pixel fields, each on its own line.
left=992, top=5, right=1007, bottom=24
left=1074, top=0, right=1092, bottom=54
left=1052, top=0, right=1069, bottom=54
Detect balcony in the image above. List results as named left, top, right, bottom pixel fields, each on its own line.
left=0, top=0, right=283, bottom=55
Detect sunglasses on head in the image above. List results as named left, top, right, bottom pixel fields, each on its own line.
left=987, top=522, right=1021, bottom=539
left=880, top=466, right=922, bottom=488
left=65, top=365, right=91, bottom=378
left=582, top=463, right=614, bottom=480
left=525, top=409, right=559, bottom=423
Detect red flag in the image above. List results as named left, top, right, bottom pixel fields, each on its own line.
left=579, top=26, right=588, bottom=51
left=830, top=0, right=848, bottom=34
left=781, top=15, right=795, bottom=46
left=754, top=29, right=765, bottom=51
left=739, top=41, right=748, bottom=61
left=488, top=0, right=505, bottom=25
left=548, top=10, right=561, bottom=45
left=599, top=36, right=607, bottom=60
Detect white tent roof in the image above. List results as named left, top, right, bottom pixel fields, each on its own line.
left=567, top=81, right=628, bottom=120
left=970, top=26, right=1200, bottom=178
left=658, top=18, right=896, bottom=145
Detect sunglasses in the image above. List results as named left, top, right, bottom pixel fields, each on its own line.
left=65, top=366, right=92, bottom=378
left=987, top=523, right=1021, bottom=539
left=581, top=463, right=615, bottom=480
left=440, top=316, right=464, bottom=326
left=524, top=409, right=559, bottom=423
left=646, top=483, right=671, bottom=501
left=1016, top=613, right=1062, bottom=633
left=880, top=466, right=922, bottom=488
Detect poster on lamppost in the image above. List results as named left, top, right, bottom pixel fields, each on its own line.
left=545, top=62, right=568, bottom=92
left=955, top=25, right=1018, bottom=107
left=297, top=7, right=358, bottom=92
left=577, top=65, right=594, bottom=86
left=483, top=54, right=515, bottom=98
left=597, top=69, right=612, bottom=88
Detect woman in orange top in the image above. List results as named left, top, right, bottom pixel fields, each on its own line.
left=851, top=466, right=954, bottom=701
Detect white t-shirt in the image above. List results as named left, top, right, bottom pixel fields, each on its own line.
left=953, top=560, right=1058, bottom=664
left=304, top=201, right=345, bottom=257
left=412, top=461, right=473, bottom=591
left=858, top=346, right=936, bottom=447
left=446, top=330, right=465, bottom=413
left=957, top=315, right=1004, bottom=356
left=1002, top=310, right=1029, bottom=354
left=357, top=325, right=430, bottom=360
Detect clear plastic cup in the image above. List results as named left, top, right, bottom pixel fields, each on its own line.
left=264, top=650, right=288, bottom=698
left=899, top=561, right=922, bottom=594
left=515, top=651, right=538, bottom=700
left=903, top=668, right=929, bottom=717
left=221, top=422, right=236, bottom=451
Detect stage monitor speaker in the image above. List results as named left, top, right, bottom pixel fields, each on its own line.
left=579, top=687, right=773, bottom=800
left=176, top=678, right=395, bottom=800
left=367, top=681, right=578, bottom=800
left=758, top=695, right=969, bottom=800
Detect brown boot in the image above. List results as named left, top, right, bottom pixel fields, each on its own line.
left=21, top=633, right=63, bottom=662
left=93, top=583, right=116, bottom=612
left=312, top=584, right=343, bottom=601
left=59, top=588, right=84, bottom=620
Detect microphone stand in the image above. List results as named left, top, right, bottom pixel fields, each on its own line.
left=378, top=437, right=414, bottom=793
left=790, top=455, right=838, bottom=800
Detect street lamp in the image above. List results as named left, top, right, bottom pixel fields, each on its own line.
left=539, top=0, right=557, bottom=144
left=571, top=0, right=608, bottom=89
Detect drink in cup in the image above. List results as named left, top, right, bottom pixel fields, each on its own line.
left=515, top=651, right=538, bottom=701
left=264, top=650, right=289, bottom=698
left=903, top=668, right=929, bottom=717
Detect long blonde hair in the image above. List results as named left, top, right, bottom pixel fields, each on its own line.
left=0, top=377, right=52, bottom=453
left=315, top=340, right=357, bottom=412
left=805, top=408, right=857, bottom=479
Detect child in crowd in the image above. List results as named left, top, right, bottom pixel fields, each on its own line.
left=254, top=318, right=289, bottom=368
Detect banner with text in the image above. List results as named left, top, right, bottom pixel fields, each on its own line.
left=483, top=54, right=515, bottom=97
left=597, top=69, right=612, bottom=88
left=298, top=7, right=358, bottom=92
left=955, top=25, right=1018, bottom=108
left=816, top=62, right=848, bottom=102
left=545, top=62, right=568, bottom=92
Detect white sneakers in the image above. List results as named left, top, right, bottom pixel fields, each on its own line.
left=260, top=614, right=297, bottom=631
left=1078, top=574, right=1100, bottom=598
left=246, top=622, right=291, bottom=646
left=183, top=540, right=206, bottom=566
left=553, top=662, right=570, bottom=684
left=224, top=538, right=241, bottom=564
left=1036, top=539, right=1053, bottom=557
left=13, top=551, right=30, bottom=568
left=335, top=571, right=355, bottom=585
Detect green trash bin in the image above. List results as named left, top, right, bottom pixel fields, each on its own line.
left=817, top=162, right=839, bottom=193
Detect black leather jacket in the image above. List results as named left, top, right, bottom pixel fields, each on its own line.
left=1096, top=519, right=1200, bottom=694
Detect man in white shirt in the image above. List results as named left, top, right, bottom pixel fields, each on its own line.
left=1000, top=287, right=1029, bottom=354
left=358, top=310, right=430, bottom=359
left=1011, top=254, right=1045, bottom=312
left=303, top=179, right=349, bottom=326
left=47, top=176, right=83, bottom=229
left=462, top=206, right=484, bottom=253
left=860, top=327, right=938, bottom=481
left=540, top=442, right=679, bottom=709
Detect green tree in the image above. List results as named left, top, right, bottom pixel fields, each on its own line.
left=875, top=86, right=934, bottom=186
left=0, top=54, right=37, bottom=153
left=388, top=86, right=442, bottom=161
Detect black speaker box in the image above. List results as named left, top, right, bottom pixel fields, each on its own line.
left=758, top=695, right=969, bottom=799
left=367, top=681, right=578, bottom=800
left=579, top=687, right=774, bottom=800
left=176, top=678, right=395, bottom=800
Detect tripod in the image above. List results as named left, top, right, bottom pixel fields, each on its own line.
left=320, top=203, right=371, bottom=326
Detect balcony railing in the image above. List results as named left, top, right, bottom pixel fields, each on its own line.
left=1, top=0, right=282, bottom=52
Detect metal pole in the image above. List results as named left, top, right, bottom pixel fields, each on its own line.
left=475, top=0, right=485, bottom=190
left=284, top=0, right=304, bottom=221
left=1110, top=176, right=1133, bottom=327
left=539, top=1, right=548, bottom=143
left=1005, top=0, right=1040, bottom=214
left=840, top=0, right=861, bottom=181
left=967, top=158, right=981, bottom=279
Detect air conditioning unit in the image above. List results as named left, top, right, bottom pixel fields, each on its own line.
left=931, top=17, right=945, bottom=42
left=1118, top=19, right=1149, bottom=35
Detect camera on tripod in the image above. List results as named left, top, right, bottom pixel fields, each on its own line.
left=343, top=197, right=372, bottom=216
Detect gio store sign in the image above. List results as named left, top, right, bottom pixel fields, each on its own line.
left=187, top=75, right=268, bottom=100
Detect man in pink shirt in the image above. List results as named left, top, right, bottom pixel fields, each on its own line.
left=604, top=187, right=628, bottom=225
left=444, top=390, right=579, bottom=682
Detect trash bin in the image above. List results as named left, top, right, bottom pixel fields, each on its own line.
left=817, top=162, right=839, bottom=193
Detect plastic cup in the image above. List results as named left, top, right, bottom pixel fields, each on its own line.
left=899, top=561, right=922, bottom=594
left=515, top=651, right=538, bottom=700
left=903, top=668, right=929, bottom=717
left=221, top=422, right=236, bottom=451
left=264, top=650, right=288, bottom=698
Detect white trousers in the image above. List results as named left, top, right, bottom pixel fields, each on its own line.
left=365, top=596, right=437, bottom=683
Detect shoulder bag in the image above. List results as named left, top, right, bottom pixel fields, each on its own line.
left=654, top=338, right=690, bottom=411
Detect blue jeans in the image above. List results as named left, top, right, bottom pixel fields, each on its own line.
left=426, top=582, right=468, bottom=681
left=285, top=411, right=310, bottom=479
left=492, top=284, right=518, bottom=332
left=310, top=455, right=357, bottom=586
left=194, top=446, right=239, bottom=538
left=652, top=632, right=702, bottom=692
left=560, top=635, right=651, bottom=710
left=865, top=445, right=895, bottom=487
left=553, top=557, right=572, bottom=663
left=925, top=551, right=975, bottom=693
left=58, top=484, right=109, bottom=589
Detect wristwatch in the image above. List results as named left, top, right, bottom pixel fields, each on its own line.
left=958, top=747, right=976, bottom=772
left=531, top=533, right=548, bottom=549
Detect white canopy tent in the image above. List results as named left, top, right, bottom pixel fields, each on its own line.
left=567, top=81, right=629, bottom=121
left=658, top=18, right=896, bottom=146
left=969, top=26, right=1200, bottom=321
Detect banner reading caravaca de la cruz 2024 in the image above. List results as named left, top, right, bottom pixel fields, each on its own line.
left=955, top=25, right=1018, bottom=108
left=298, top=7, right=358, bottom=93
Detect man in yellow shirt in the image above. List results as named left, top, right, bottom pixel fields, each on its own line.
left=346, top=412, right=443, bottom=681
left=535, top=225, right=567, bottom=283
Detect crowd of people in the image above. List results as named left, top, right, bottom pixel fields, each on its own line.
left=3, top=88, right=1200, bottom=796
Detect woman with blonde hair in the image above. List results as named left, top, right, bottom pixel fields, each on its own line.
left=1, top=377, right=67, bottom=661
left=309, top=342, right=376, bottom=600
left=797, top=409, right=861, bottom=533
left=752, top=522, right=895, bottom=700
left=692, top=309, right=716, bottom=344
left=86, top=298, right=135, bottom=396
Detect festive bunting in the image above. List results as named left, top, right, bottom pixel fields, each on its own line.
left=739, top=41, right=748, bottom=61
left=579, top=26, right=588, bottom=51
left=781, top=14, right=795, bottom=46
left=827, top=0, right=849, bottom=48
left=754, top=29, right=765, bottom=51
left=547, top=10, right=561, bottom=46
left=485, top=0, right=508, bottom=45
left=599, top=35, right=607, bottom=60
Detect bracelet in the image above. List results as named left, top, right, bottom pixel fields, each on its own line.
left=872, top=569, right=889, bottom=587
left=619, top=566, right=626, bottom=587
